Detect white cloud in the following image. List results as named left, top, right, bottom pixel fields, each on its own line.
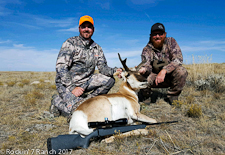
left=181, top=40, right=225, bottom=52
left=13, top=44, right=34, bottom=48
left=105, top=50, right=141, bottom=59
left=0, top=0, right=22, bottom=16
left=0, top=21, right=41, bottom=29
left=0, top=9, right=11, bottom=16
left=124, top=39, right=140, bottom=45
left=0, top=45, right=58, bottom=71
left=96, top=2, right=110, bottom=10
left=127, top=0, right=163, bottom=11
left=0, top=5, right=11, bottom=16
left=58, top=26, right=79, bottom=32
left=0, top=39, right=11, bottom=44
left=34, top=17, right=76, bottom=28
left=199, top=40, right=225, bottom=46
left=2, top=13, right=77, bottom=30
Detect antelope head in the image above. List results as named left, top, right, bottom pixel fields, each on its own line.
left=118, top=53, right=148, bottom=90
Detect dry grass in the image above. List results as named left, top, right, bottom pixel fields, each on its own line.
left=0, top=60, right=225, bottom=154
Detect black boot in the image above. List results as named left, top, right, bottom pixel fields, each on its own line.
left=138, top=89, right=151, bottom=104
left=165, top=95, right=178, bottom=105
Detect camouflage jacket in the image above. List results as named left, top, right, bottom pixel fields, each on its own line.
left=55, top=35, right=117, bottom=92
left=141, top=37, right=183, bottom=75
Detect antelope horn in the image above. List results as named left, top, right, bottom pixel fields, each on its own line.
left=136, top=56, right=147, bottom=71
left=118, top=53, right=130, bottom=71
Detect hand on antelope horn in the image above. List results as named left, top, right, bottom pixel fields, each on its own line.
left=138, top=67, right=147, bottom=74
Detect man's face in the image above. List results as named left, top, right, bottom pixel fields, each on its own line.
left=150, top=31, right=167, bottom=49
left=79, top=22, right=94, bottom=40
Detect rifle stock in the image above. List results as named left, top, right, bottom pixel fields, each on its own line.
left=47, top=121, right=178, bottom=154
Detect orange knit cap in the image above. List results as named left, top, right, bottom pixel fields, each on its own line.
left=79, top=15, right=94, bottom=26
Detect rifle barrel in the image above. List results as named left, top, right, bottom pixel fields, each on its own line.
left=143, top=120, right=178, bottom=125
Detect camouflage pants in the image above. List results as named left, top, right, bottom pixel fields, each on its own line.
left=52, top=73, right=115, bottom=114
left=144, top=66, right=188, bottom=97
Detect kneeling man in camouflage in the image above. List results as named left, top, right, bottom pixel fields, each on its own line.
left=50, top=15, right=122, bottom=117
left=138, top=23, right=188, bottom=104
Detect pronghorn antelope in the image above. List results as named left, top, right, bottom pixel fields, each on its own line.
left=69, top=53, right=157, bottom=136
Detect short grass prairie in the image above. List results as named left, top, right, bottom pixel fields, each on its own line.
left=0, top=62, right=225, bottom=154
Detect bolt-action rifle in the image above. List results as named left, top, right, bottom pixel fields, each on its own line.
left=47, top=118, right=178, bottom=155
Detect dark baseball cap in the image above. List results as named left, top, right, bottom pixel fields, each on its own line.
left=151, top=23, right=165, bottom=34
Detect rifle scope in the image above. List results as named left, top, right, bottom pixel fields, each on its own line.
left=88, top=118, right=128, bottom=128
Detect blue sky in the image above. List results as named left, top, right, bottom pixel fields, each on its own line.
left=0, top=0, right=224, bottom=71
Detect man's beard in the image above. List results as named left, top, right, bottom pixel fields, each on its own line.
left=79, top=30, right=93, bottom=40
left=151, top=38, right=165, bottom=49
left=82, top=32, right=91, bottom=39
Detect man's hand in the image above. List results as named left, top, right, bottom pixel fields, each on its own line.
left=155, top=69, right=167, bottom=85
left=138, top=67, right=146, bottom=74
left=116, top=68, right=123, bottom=78
left=72, top=87, right=84, bottom=97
